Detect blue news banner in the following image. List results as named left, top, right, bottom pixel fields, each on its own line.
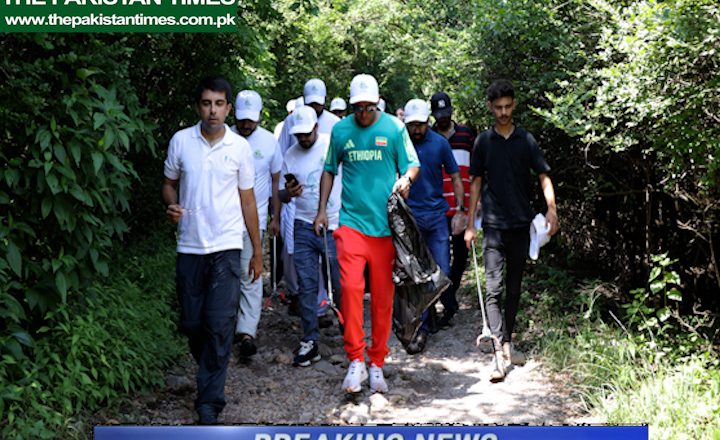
left=95, top=425, right=647, bottom=440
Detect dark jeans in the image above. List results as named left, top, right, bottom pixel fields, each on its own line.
left=482, top=226, right=529, bottom=345
left=293, top=220, right=341, bottom=342
left=414, top=211, right=450, bottom=332
left=176, top=250, right=242, bottom=415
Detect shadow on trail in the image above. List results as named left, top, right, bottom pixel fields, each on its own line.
left=93, top=293, right=584, bottom=426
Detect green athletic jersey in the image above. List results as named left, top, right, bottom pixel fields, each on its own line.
left=325, top=112, right=420, bottom=237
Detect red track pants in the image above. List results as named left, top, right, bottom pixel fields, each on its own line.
left=334, top=225, right=396, bottom=367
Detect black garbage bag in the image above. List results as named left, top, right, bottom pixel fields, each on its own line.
left=387, top=192, right=451, bottom=347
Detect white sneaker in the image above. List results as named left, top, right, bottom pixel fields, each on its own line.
left=342, top=359, right=368, bottom=393
left=503, top=342, right=526, bottom=366
left=368, top=363, right=388, bottom=393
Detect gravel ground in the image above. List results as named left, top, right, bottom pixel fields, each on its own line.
left=95, top=283, right=590, bottom=426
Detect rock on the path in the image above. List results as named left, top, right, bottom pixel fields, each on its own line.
left=340, top=403, right=369, bottom=424
left=165, top=374, right=193, bottom=392
left=383, top=364, right=398, bottom=378
left=275, top=352, right=293, bottom=365
left=318, top=343, right=335, bottom=357
left=298, top=412, right=313, bottom=424
left=329, top=354, right=346, bottom=364
left=387, top=387, right=414, bottom=398
left=313, top=360, right=340, bottom=375
left=369, top=393, right=389, bottom=411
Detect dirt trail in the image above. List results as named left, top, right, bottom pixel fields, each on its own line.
left=97, top=285, right=590, bottom=426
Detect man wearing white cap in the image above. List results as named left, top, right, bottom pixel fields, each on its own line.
left=402, top=98, right=465, bottom=355
left=277, top=79, right=339, bottom=155
left=314, top=74, right=420, bottom=394
left=274, top=98, right=299, bottom=140
left=278, top=81, right=340, bottom=320
left=231, top=90, right=283, bottom=359
left=329, top=97, right=347, bottom=118
left=279, top=106, right=343, bottom=367
left=464, top=79, right=559, bottom=381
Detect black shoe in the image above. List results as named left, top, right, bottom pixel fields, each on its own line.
left=293, top=340, right=320, bottom=367
left=287, top=295, right=300, bottom=317
left=437, top=310, right=456, bottom=329
left=197, top=406, right=218, bottom=425
left=318, top=313, right=333, bottom=328
left=235, top=333, right=257, bottom=357
left=405, top=331, right=428, bottom=355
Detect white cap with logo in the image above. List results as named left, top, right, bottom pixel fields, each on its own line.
left=329, top=97, right=347, bottom=111
left=403, top=99, right=430, bottom=123
left=303, top=79, right=327, bottom=105
left=235, top=90, right=262, bottom=122
left=349, top=74, right=380, bottom=105
left=289, top=106, right=318, bottom=135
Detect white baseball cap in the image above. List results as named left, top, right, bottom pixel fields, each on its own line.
left=329, top=97, right=347, bottom=111
left=294, top=96, right=305, bottom=110
left=349, top=74, right=380, bottom=104
left=286, top=98, right=297, bottom=113
left=289, top=106, right=318, bottom=135
left=303, top=78, right=327, bottom=105
left=403, top=99, right=430, bottom=124
left=234, top=90, right=262, bottom=122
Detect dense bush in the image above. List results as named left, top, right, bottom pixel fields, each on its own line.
left=538, top=0, right=720, bottom=304
left=0, top=35, right=158, bottom=412
left=1, top=232, right=183, bottom=439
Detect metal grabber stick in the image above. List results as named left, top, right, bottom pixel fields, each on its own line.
left=472, top=240, right=503, bottom=371
left=264, top=234, right=284, bottom=310
left=322, top=226, right=344, bottom=328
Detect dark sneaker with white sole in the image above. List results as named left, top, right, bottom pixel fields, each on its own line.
left=293, top=340, right=320, bottom=367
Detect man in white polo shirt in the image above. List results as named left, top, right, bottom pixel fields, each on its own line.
left=279, top=106, right=342, bottom=367
left=162, top=76, right=262, bottom=425
left=231, top=89, right=283, bottom=359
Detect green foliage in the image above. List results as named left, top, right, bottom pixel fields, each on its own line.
left=0, top=34, right=157, bottom=368
left=0, top=232, right=183, bottom=439
left=625, top=254, right=683, bottom=335
left=527, top=264, right=719, bottom=439
left=540, top=0, right=720, bottom=190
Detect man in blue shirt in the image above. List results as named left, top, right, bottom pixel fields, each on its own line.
left=403, top=99, right=465, bottom=354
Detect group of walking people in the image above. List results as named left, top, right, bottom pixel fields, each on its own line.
left=162, top=73, right=559, bottom=424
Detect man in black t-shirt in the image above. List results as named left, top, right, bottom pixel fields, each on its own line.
left=464, top=79, right=559, bottom=382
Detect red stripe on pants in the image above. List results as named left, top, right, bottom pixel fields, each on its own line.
left=333, top=225, right=396, bottom=367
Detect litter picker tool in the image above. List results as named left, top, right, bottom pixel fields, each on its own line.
left=263, top=234, right=287, bottom=310
left=321, top=226, right=344, bottom=328
left=471, top=240, right=503, bottom=371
